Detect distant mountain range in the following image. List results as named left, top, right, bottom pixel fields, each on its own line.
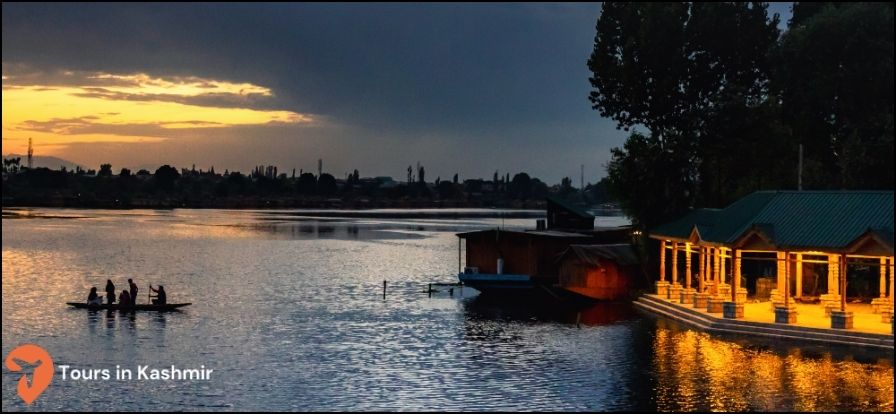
left=3, top=154, right=84, bottom=171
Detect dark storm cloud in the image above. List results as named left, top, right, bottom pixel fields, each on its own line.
left=1, top=3, right=793, bottom=183
left=3, top=4, right=601, bottom=129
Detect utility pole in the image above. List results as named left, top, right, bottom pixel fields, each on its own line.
left=318, top=158, right=322, bottom=177
left=798, top=144, right=803, bottom=191
left=580, top=164, right=585, bottom=196
left=27, top=137, right=33, bottom=169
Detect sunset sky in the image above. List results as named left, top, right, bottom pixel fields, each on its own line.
left=2, top=3, right=792, bottom=184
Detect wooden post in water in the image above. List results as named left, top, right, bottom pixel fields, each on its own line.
left=458, top=238, right=461, bottom=274
left=576, top=312, right=581, bottom=329
left=428, top=283, right=432, bottom=298
left=383, top=280, right=387, bottom=300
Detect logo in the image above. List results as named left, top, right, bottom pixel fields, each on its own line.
left=5, top=344, right=54, bottom=405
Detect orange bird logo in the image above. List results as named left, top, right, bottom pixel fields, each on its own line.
left=5, top=344, right=54, bottom=405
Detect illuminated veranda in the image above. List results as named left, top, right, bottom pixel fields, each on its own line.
left=649, top=191, right=895, bottom=333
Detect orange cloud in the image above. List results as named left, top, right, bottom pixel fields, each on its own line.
left=1, top=70, right=314, bottom=156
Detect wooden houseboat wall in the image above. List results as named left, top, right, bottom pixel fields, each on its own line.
left=557, top=244, right=640, bottom=300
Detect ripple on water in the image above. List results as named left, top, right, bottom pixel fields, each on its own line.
left=2, top=209, right=893, bottom=411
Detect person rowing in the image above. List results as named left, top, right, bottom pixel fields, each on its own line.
left=149, top=285, right=167, bottom=305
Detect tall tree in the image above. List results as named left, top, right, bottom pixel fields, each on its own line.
left=318, top=173, right=337, bottom=196
left=774, top=2, right=894, bottom=189
left=98, top=163, right=113, bottom=177
left=296, top=172, right=317, bottom=195
left=606, top=132, right=694, bottom=229
left=153, top=165, right=180, bottom=190
left=589, top=2, right=783, bottom=225
left=510, top=172, right=532, bottom=199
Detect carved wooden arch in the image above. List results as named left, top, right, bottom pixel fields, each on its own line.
left=688, top=226, right=703, bottom=244
left=732, top=226, right=776, bottom=251
left=845, top=228, right=894, bottom=257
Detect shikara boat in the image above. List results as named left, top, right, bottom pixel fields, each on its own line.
left=66, top=302, right=191, bottom=311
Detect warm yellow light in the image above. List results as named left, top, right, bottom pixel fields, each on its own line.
left=1, top=72, right=312, bottom=155
left=797, top=251, right=829, bottom=256
left=87, top=73, right=273, bottom=97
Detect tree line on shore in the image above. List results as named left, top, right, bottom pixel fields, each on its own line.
left=589, top=2, right=894, bottom=230
left=1, top=159, right=613, bottom=208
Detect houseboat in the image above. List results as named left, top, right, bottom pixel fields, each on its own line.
left=556, top=244, right=640, bottom=301
left=456, top=196, right=637, bottom=300
left=636, top=190, right=894, bottom=346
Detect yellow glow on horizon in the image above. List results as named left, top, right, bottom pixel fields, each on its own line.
left=1, top=72, right=312, bottom=155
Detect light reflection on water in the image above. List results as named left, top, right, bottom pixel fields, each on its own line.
left=650, top=318, right=893, bottom=412
left=2, top=208, right=892, bottom=411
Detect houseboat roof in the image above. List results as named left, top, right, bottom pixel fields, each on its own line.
left=557, top=244, right=639, bottom=266
left=457, top=225, right=632, bottom=239
left=546, top=196, right=594, bottom=220
left=456, top=229, right=596, bottom=239
left=650, top=191, right=894, bottom=252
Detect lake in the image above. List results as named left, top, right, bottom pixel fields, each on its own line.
left=2, top=208, right=892, bottom=411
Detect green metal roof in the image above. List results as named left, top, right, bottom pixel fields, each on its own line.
left=650, top=207, right=722, bottom=240
left=650, top=191, right=894, bottom=251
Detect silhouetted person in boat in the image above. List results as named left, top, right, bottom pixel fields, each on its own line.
left=105, top=279, right=116, bottom=305
left=119, top=290, right=132, bottom=311
left=149, top=285, right=167, bottom=305
left=128, top=278, right=139, bottom=306
left=87, top=287, right=103, bottom=306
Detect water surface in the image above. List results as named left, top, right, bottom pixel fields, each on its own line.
left=2, top=208, right=892, bottom=411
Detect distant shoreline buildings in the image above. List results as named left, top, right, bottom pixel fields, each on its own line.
left=1, top=159, right=618, bottom=211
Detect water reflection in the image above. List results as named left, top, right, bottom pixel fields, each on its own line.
left=463, top=296, right=638, bottom=327
left=651, top=318, right=894, bottom=411
left=105, top=309, right=116, bottom=332
left=2, top=208, right=891, bottom=411
left=574, top=302, right=638, bottom=326
left=149, top=313, right=168, bottom=349
left=86, top=309, right=101, bottom=336
left=121, top=310, right=137, bottom=331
